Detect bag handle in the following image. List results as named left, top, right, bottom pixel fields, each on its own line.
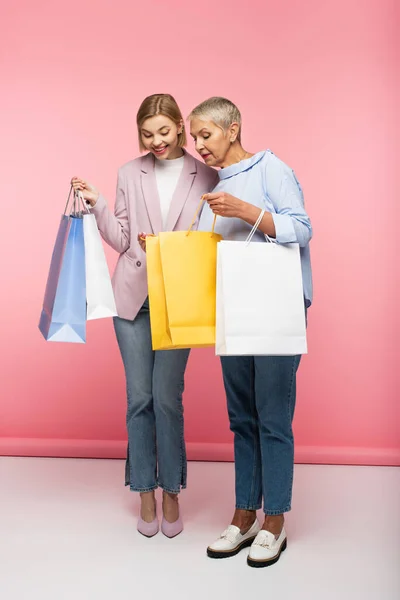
left=245, top=209, right=265, bottom=245
left=77, top=190, right=90, bottom=214
left=186, top=195, right=217, bottom=237
left=63, top=186, right=74, bottom=215
left=245, top=208, right=277, bottom=246
left=63, top=187, right=90, bottom=217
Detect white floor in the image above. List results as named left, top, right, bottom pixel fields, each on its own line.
left=0, top=459, right=399, bottom=600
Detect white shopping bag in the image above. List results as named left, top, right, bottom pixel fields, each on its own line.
left=82, top=211, right=118, bottom=321
left=216, top=212, right=307, bottom=356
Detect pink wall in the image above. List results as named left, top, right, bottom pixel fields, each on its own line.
left=1, top=0, right=398, bottom=465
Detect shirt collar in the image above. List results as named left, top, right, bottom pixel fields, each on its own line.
left=218, top=150, right=266, bottom=180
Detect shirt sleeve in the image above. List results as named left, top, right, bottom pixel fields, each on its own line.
left=264, top=154, right=312, bottom=247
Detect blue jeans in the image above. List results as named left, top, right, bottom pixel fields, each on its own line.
left=220, top=354, right=301, bottom=515
left=113, top=299, right=190, bottom=494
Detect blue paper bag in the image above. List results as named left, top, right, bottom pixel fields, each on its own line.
left=39, top=215, right=87, bottom=343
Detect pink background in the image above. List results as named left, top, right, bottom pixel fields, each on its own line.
left=1, top=0, right=398, bottom=465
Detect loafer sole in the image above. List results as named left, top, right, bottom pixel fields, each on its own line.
left=247, top=537, right=287, bottom=568
left=207, top=535, right=257, bottom=559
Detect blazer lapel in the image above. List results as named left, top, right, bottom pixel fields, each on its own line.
left=165, top=151, right=197, bottom=232
left=140, top=153, right=163, bottom=234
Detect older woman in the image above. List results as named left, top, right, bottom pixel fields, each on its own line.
left=189, top=97, right=312, bottom=568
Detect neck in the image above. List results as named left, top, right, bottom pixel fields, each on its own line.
left=221, top=142, right=252, bottom=168
left=167, top=148, right=185, bottom=160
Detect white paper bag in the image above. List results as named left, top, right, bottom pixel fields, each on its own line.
left=83, top=213, right=118, bottom=320
left=216, top=232, right=307, bottom=356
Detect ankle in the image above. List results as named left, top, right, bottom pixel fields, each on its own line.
left=262, top=514, right=284, bottom=536
left=231, top=509, right=257, bottom=534
left=163, top=491, right=178, bottom=502
left=139, top=491, right=156, bottom=522
left=162, top=492, right=180, bottom=523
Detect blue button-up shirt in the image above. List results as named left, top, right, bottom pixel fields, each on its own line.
left=199, top=150, right=313, bottom=306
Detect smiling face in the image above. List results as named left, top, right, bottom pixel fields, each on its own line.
left=140, top=114, right=183, bottom=160
left=190, top=117, right=233, bottom=167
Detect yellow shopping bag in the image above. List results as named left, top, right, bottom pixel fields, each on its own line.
left=146, top=200, right=222, bottom=350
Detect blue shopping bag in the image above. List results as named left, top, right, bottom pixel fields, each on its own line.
left=39, top=190, right=87, bottom=343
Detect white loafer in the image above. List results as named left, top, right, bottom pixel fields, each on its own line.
left=247, top=528, right=287, bottom=568
left=207, top=519, right=261, bottom=559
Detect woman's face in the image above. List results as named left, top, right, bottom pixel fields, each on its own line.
left=140, top=115, right=183, bottom=160
left=190, top=118, right=231, bottom=167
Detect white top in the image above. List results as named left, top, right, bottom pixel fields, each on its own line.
left=155, top=155, right=185, bottom=229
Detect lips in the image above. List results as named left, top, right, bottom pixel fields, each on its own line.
left=153, top=145, right=168, bottom=155
left=201, top=153, right=212, bottom=160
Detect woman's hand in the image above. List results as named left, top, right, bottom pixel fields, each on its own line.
left=138, top=232, right=154, bottom=252
left=71, top=177, right=99, bottom=207
left=202, top=192, right=245, bottom=219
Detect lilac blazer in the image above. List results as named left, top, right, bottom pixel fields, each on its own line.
left=91, top=150, right=219, bottom=321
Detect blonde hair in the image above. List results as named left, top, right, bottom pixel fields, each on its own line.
left=188, top=97, right=242, bottom=143
left=136, top=94, right=187, bottom=151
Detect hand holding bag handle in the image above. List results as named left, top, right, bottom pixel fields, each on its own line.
left=186, top=195, right=217, bottom=237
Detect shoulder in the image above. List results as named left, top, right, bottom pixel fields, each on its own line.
left=262, top=150, right=304, bottom=199
left=117, top=154, right=150, bottom=178
left=262, top=150, right=287, bottom=172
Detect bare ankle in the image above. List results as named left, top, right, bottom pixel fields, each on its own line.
left=139, top=491, right=156, bottom=522
left=162, top=492, right=180, bottom=523
left=231, top=509, right=257, bottom=534
left=262, top=514, right=284, bottom=536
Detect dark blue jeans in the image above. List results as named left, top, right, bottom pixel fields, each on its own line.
left=220, top=354, right=301, bottom=515
left=114, top=298, right=190, bottom=494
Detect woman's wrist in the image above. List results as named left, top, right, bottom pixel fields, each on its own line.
left=89, top=192, right=100, bottom=207
left=237, top=200, right=258, bottom=221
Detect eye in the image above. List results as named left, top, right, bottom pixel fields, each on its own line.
left=142, top=133, right=152, bottom=138
left=203, top=134, right=210, bottom=139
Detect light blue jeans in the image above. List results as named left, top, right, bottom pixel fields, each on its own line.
left=113, top=298, right=190, bottom=494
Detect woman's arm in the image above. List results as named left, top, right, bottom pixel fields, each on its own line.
left=72, top=171, right=130, bottom=253
left=203, top=160, right=312, bottom=247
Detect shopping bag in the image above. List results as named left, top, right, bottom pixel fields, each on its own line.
left=82, top=197, right=117, bottom=320
left=39, top=189, right=87, bottom=343
left=216, top=210, right=307, bottom=356
left=147, top=201, right=222, bottom=350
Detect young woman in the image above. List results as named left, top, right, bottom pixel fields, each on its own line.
left=188, top=97, right=312, bottom=567
left=72, top=94, right=218, bottom=538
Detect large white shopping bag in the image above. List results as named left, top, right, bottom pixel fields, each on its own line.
left=82, top=200, right=117, bottom=320
left=216, top=212, right=307, bottom=356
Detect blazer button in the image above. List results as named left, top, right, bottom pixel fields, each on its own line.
left=136, top=260, right=141, bottom=267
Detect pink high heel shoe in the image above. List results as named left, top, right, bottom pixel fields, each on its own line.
left=161, top=494, right=183, bottom=538
left=161, top=515, right=183, bottom=538
left=137, top=500, right=159, bottom=538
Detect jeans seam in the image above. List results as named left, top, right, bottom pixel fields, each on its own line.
left=158, top=483, right=186, bottom=494
left=178, top=377, right=185, bottom=489
left=248, top=361, right=259, bottom=509
left=128, top=485, right=158, bottom=492
left=236, top=503, right=262, bottom=511
left=264, top=506, right=291, bottom=515
left=283, top=356, right=297, bottom=511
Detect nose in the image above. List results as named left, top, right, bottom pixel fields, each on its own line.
left=195, top=138, right=204, bottom=153
left=153, top=137, right=164, bottom=148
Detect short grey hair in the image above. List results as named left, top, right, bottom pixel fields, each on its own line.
left=188, top=97, right=242, bottom=143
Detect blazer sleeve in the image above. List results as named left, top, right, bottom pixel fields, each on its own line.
left=90, top=169, right=130, bottom=254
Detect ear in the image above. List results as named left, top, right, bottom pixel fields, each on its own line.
left=228, top=122, right=240, bottom=143
left=178, top=119, right=184, bottom=134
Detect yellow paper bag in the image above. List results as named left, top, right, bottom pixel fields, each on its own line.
left=146, top=205, right=222, bottom=350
